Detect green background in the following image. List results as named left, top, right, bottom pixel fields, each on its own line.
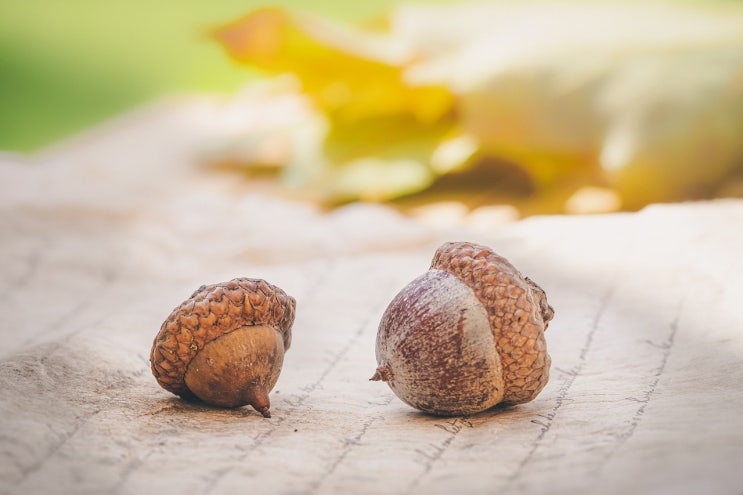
left=3, top=0, right=737, bottom=153
left=0, top=0, right=453, bottom=152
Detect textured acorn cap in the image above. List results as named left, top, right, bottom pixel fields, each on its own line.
left=150, top=278, right=296, bottom=400
left=430, top=241, right=554, bottom=404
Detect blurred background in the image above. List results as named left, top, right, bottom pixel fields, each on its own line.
left=0, top=0, right=445, bottom=152
left=3, top=0, right=743, bottom=217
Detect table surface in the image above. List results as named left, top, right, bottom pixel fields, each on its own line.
left=1, top=98, right=742, bottom=495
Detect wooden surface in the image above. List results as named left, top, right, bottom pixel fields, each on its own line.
left=1, top=98, right=742, bottom=495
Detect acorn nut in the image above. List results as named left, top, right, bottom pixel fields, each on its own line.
left=371, top=241, right=554, bottom=416
left=150, top=278, right=295, bottom=417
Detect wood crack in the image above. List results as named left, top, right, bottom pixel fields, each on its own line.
left=506, top=283, right=616, bottom=486
left=591, top=296, right=685, bottom=474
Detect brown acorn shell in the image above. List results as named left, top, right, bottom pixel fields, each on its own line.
left=431, top=241, right=554, bottom=404
left=150, top=278, right=296, bottom=399
left=374, top=269, right=506, bottom=415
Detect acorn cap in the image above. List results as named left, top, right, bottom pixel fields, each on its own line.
left=430, top=241, right=554, bottom=404
left=150, top=278, right=296, bottom=399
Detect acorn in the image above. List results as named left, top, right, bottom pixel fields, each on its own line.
left=150, top=278, right=295, bottom=417
left=371, top=242, right=554, bottom=416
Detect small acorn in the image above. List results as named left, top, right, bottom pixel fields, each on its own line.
left=150, top=278, right=295, bottom=417
left=371, top=241, right=554, bottom=416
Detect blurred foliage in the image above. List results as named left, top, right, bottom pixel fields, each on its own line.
left=4, top=0, right=743, bottom=215
left=0, top=0, right=454, bottom=152
left=213, top=1, right=743, bottom=212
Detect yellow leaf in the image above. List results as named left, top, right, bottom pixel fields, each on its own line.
left=286, top=113, right=459, bottom=203
left=214, top=7, right=453, bottom=125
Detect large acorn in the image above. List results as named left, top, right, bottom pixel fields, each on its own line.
left=371, top=242, right=554, bottom=416
left=150, top=278, right=295, bottom=417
